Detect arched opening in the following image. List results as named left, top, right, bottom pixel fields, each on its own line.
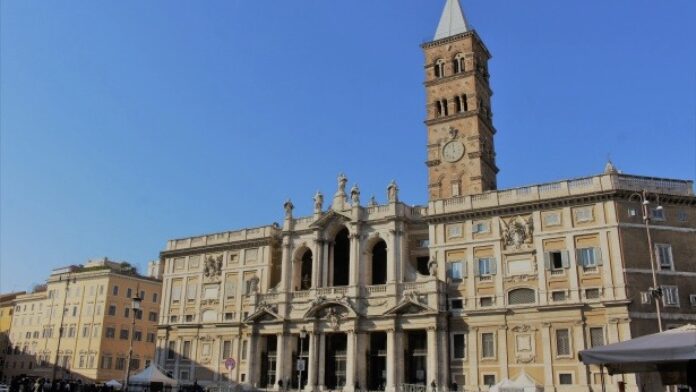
left=453, top=58, right=460, bottom=74
left=442, top=99, right=449, bottom=116
left=300, top=250, right=313, bottom=290
left=455, top=96, right=462, bottom=113
left=461, top=94, right=468, bottom=112
left=435, top=101, right=443, bottom=118
left=434, top=59, right=445, bottom=78
left=371, top=241, right=387, bottom=285
left=292, top=249, right=313, bottom=291
left=332, top=228, right=350, bottom=286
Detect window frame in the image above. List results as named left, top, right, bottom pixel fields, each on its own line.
left=655, top=243, right=674, bottom=271
left=450, top=333, right=466, bottom=360
left=554, top=328, right=572, bottom=358
left=662, top=286, right=680, bottom=307
left=480, top=332, right=496, bottom=359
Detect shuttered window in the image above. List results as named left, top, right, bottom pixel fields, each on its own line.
left=481, top=333, right=495, bottom=358
left=508, top=288, right=536, bottom=305
left=555, top=329, right=570, bottom=356
left=589, top=327, right=604, bottom=347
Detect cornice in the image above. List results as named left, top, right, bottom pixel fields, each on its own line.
left=425, top=191, right=617, bottom=224
left=160, top=237, right=278, bottom=259
left=421, top=30, right=492, bottom=59
left=425, top=110, right=497, bottom=135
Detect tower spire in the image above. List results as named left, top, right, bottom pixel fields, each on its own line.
left=434, top=0, right=470, bottom=40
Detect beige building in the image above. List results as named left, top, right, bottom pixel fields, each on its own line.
left=154, top=1, right=696, bottom=392
left=3, top=259, right=162, bottom=383
left=0, top=292, right=25, bottom=382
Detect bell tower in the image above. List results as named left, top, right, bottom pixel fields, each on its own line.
left=423, top=0, right=498, bottom=200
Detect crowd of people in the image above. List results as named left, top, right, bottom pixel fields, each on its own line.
left=8, top=377, right=118, bottom=392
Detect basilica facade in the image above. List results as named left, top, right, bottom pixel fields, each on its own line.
left=154, top=1, right=696, bottom=392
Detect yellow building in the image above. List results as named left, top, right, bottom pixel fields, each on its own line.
left=3, top=258, right=162, bottom=383
left=0, top=292, right=25, bottom=383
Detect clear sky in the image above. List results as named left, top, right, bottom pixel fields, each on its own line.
left=1, top=1, right=695, bottom=292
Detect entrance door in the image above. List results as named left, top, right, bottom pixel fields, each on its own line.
left=405, top=331, right=427, bottom=385
left=325, top=333, right=347, bottom=389
left=368, top=332, right=387, bottom=390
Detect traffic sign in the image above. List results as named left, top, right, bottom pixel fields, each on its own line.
left=225, top=358, right=236, bottom=370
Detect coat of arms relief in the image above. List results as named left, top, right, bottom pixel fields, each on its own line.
left=500, top=215, right=534, bottom=251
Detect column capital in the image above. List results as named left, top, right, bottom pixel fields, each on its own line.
left=541, top=322, right=552, bottom=328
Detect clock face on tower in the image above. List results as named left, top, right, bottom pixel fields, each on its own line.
left=442, top=141, right=465, bottom=163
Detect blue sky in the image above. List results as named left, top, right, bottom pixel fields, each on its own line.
left=1, top=1, right=695, bottom=292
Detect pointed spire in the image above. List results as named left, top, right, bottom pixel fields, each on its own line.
left=434, top=0, right=470, bottom=40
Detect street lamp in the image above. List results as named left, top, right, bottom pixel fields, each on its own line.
left=298, top=327, right=307, bottom=392
left=124, top=294, right=142, bottom=392
left=629, top=189, right=664, bottom=332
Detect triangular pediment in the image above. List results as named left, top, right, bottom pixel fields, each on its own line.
left=309, top=210, right=351, bottom=230
left=383, top=295, right=436, bottom=316
left=244, top=306, right=284, bottom=324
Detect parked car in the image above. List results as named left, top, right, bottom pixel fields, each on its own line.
left=0, top=383, right=9, bottom=392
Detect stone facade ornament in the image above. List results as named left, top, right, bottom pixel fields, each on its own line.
left=283, top=199, right=294, bottom=219
left=387, top=180, right=399, bottom=203
left=333, top=173, right=348, bottom=210
left=313, top=191, right=324, bottom=213
left=427, top=259, right=438, bottom=277
left=350, top=184, right=360, bottom=205
left=500, top=215, right=534, bottom=250
left=249, top=275, right=259, bottom=294
left=203, top=254, right=223, bottom=280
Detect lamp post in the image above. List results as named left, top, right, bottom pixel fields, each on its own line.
left=124, top=294, right=142, bottom=392
left=629, top=189, right=664, bottom=332
left=298, top=327, right=307, bottom=392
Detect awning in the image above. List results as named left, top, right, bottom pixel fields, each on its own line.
left=579, top=324, right=696, bottom=374
left=128, top=364, right=178, bottom=386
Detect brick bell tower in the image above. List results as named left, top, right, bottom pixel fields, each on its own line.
left=423, top=0, right=498, bottom=200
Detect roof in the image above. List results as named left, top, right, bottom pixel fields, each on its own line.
left=434, top=0, right=470, bottom=40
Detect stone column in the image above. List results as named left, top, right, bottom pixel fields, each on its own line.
left=215, top=335, right=223, bottom=381
left=498, top=326, right=509, bottom=380
left=540, top=323, right=555, bottom=392
left=349, top=232, right=361, bottom=286
left=427, top=327, right=439, bottom=389
left=313, top=239, right=324, bottom=289
left=305, top=332, right=318, bottom=392
left=565, top=234, right=581, bottom=301
left=468, top=328, right=478, bottom=388
left=275, top=333, right=286, bottom=390
left=573, top=322, right=589, bottom=387
left=248, top=333, right=259, bottom=387
left=173, top=338, right=182, bottom=379
left=281, top=240, right=293, bottom=292
left=318, top=334, right=326, bottom=390
left=345, top=330, right=357, bottom=391
left=386, top=329, right=396, bottom=392
left=598, top=231, right=614, bottom=300
left=190, top=338, right=198, bottom=381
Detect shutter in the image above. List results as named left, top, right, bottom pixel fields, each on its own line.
left=576, top=249, right=585, bottom=267
left=544, top=252, right=551, bottom=270
left=474, top=260, right=480, bottom=277
left=561, top=251, right=570, bottom=269
left=594, top=247, right=603, bottom=266
left=490, top=258, right=497, bottom=275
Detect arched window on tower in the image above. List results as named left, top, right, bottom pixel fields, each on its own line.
left=453, top=54, right=464, bottom=74
left=371, top=241, right=387, bottom=285
left=461, top=94, right=469, bottom=112
left=455, top=96, right=462, bottom=113
left=434, top=59, right=445, bottom=78
left=442, top=99, right=449, bottom=116
left=435, top=101, right=443, bottom=118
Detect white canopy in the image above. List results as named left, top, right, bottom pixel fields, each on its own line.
left=579, top=324, right=696, bottom=374
left=490, top=372, right=542, bottom=392
left=128, top=364, right=178, bottom=386
left=105, top=380, right=122, bottom=389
